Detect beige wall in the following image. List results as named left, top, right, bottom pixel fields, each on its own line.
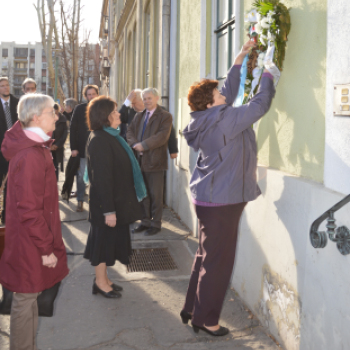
left=243, top=0, right=327, bottom=182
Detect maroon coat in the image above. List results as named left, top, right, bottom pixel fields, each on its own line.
left=0, top=121, right=69, bottom=293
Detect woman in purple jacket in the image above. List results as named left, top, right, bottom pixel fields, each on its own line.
left=180, top=41, right=276, bottom=336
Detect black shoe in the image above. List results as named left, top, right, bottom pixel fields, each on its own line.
left=144, top=227, right=161, bottom=236
left=192, top=324, right=229, bottom=336
left=133, top=224, right=149, bottom=233
left=180, top=310, right=192, bottom=324
left=94, top=278, right=123, bottom=292
left=111, top=283, right=123, bottom=292
left=92, top=282, right=121, bottom=298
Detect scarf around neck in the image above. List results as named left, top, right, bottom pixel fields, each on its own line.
left=103, top=126, right=147, bottom=202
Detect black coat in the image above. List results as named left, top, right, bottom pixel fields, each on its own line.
left=52, top=113, right=68, bottom=169
left=0, top=95, right=19, bottom=175
left=61, top=156, right=80, bottom=202
left=86, top=130, right=142, bottom=227
left=119, top=104, right=179, bottom=154
left=63, top=111, right=73, bottom=122
left=70, top=103, right=90, bottom=158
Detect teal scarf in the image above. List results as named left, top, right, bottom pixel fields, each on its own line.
left=103, top=126, right=147, bottom=202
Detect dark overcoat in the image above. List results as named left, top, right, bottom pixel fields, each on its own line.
left=86, top=129, right=142, bottom=227
left=0, top=95, right=19, bottom=176
left=0, top=121, right=69, bottom=293
left=52, top=113, right=68, bottom=170
left=70, top=103, right=90, bottom=157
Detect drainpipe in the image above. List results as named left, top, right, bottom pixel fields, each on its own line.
left=162, top=0, right=171, bottom=111
left=107, top=0, right=111, bottom=96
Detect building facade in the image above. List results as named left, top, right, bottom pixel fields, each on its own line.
left=0, top=42, right=52, bottom=98
left=99, top=0, right=171, bottom=111
left=100, top=1, right=350, bottom=349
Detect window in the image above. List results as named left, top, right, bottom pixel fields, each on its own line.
left=14, top=48, right=28, bottom=57
left=15, top=62, right=27, bottom=69
left=42, top=62, right=47, bottom=69
left=14, top=89, right=21, bottom=96
left=30, top=49, right=35, bottom=57
left=42, top=76, right=47, bottom=83
left=2, top=49, right=8, bottom=58
left=30, top=63, right=35, bottom=69
left=215, top=1, right=235, bottom=87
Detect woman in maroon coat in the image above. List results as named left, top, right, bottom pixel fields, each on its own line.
left=0, top=94, right=69, bottom=350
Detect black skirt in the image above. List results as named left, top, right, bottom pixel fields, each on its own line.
left=83, top=224, right=132, bottom=266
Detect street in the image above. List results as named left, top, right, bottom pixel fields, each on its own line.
left=0, top=151, right=280, bottom=350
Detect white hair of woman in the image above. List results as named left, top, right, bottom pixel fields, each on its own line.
left=17, top=94, right=54, bottom=127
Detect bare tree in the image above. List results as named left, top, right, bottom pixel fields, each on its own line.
left=35, top=0, right=65, bottom=102
left=35, top=0, right=85, bottom=101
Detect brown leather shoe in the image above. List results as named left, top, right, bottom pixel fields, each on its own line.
left=76, top=201, right=84, bottom=212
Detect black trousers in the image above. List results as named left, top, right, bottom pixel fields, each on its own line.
left=141, top=171, right=164, bottom=229
left=183, top=202, right=246, bottom=327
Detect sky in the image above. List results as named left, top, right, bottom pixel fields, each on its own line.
left=0, top=0, right=104, bottom=44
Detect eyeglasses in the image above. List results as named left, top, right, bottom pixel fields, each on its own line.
left=42, top=110, right=56, bottom=117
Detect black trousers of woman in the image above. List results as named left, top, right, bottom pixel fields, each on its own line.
left=183, top=202, right=246, bottom=327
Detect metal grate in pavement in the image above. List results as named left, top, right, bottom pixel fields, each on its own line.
left=127, top=247, right=178, bottom=273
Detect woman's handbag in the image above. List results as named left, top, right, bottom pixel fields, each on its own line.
left=0, top=282, right=61, bottom=317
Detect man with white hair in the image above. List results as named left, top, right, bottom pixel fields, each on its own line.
left=63, top=98, right=78, bottom=123
left=120, top=89, right=178, bottom=157
left=126, top=87, right=172, bottom=236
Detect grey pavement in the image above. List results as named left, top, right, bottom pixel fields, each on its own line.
left=0, top=154, right=280, bottom=350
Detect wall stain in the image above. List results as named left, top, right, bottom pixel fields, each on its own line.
left=257, top=264, right=301, bottom=350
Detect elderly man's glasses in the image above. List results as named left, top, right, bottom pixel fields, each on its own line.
left=42, top=109, right=56, bottom=117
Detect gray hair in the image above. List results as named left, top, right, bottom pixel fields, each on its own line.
left=141, top=87, right=160, bottom=98
left=64, top=98, right=78, bottom=110
left=22, top=78, right=37, bottom=90
left=0, top=77, right=9, bottom=84
left=17, top=94, right=54, bottom=127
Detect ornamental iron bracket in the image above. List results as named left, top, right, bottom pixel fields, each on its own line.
left=310, top=194, right=350, bottom=255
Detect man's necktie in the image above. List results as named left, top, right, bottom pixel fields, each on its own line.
left=4, top=102, right=13, bottom=129
left=141, top=112, right=150, bottom=140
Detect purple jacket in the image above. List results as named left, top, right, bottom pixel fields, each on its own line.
left=183, top=65, right=275, bottom=205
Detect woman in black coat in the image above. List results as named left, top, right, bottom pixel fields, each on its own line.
left=51, top=104, right=68, bottom=180
left=84, top=96, right=146, bottom=298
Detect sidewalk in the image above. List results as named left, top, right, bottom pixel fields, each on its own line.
left=0, top=169, right=280, bottom=350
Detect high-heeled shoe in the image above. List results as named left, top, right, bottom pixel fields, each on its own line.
left=110, top=283, right=123, bottom=292
left=192, top=324, right=229, bottom=336
left=93, top=278, right=123, bottom=292
left=92, top=282, right=121, bottom=298
left=180, top=310, right=192, bottom=324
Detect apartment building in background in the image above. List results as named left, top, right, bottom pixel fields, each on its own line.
left=0, top=42, right=52, bottom=98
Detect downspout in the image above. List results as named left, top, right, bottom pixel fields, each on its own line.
left=108, top=0, right=111, bottom=96
left=162, top=0, right=171, bottom=111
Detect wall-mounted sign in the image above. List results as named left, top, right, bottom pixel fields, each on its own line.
left=334, top=84, right=350, bottom=116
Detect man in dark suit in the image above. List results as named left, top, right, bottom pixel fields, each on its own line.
left=0, top=77, right=19, bottom=223
left=120, top=89, right=178, bottom=158
left=70, top=85, right=98, bottom=212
